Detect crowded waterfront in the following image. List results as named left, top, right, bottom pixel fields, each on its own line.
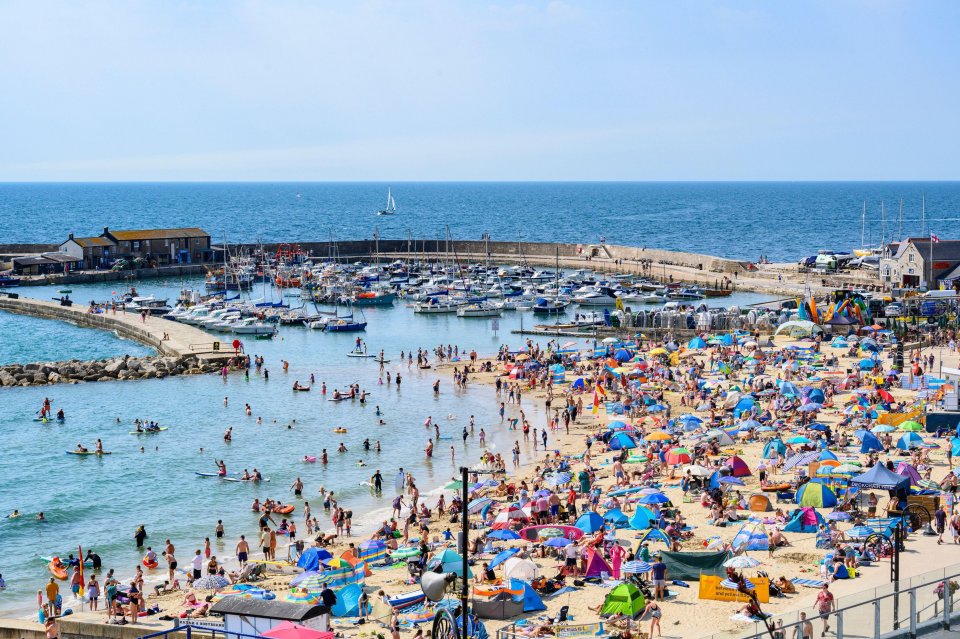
left=1, top=252, right=960, bottom=639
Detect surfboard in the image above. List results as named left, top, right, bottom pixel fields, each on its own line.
left=129, top=428, right=168, bottom=435
left=65, top=451, right=111, bottom=456
left=394, top=471, right=405, bottom=491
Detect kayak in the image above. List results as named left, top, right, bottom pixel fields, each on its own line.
left=40, top=556, right=93, bottom=567
left=129, top=428, right=168, bottom=435
left=48, top=559, right=68, bottom=580
left=65, top=450, right=111, bottom=456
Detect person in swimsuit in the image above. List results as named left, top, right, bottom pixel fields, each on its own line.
left=236, top=535, right=249, bottom=566
left=291, top=477, right=303, bottom=497
left=216, top=460, right=227, bottom=477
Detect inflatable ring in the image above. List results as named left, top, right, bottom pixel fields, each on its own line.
left=142, top=558, right=159, bottom=569
left=333, top=428, right=348, bottom=433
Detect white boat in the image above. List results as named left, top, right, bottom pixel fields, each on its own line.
left=232, top=318, right=278, bottom=336
left=377, top=187, right=397, bottom=216
left=414, top=300, right=460, bottom=313
left=573, top=286, right=618, bottom=306
left=457, top=303, right=502, bottom=318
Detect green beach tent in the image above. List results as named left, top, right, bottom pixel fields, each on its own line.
left=600, top=582, right=646, bottom=618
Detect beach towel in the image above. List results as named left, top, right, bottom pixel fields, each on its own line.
left=791, top=577, right=827, bottom=588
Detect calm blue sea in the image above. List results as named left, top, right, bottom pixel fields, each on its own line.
left=1, top=182, right=958, bottom=260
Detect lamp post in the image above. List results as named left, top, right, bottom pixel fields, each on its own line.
left=459, top=465, right=499, bottom=639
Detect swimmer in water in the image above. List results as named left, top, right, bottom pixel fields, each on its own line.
left=8, top=510, right=20, bottom=519
left=357, top=460, right=366, bottom=467
left=224, top=427, right=232, bottom=442
left=216, top=460, right=227, bottom=476
left=375, top=406, right=381, bottom=416
left=338, top=443, right=348, bottom=453
left=37, top=512, right=45, bottom=521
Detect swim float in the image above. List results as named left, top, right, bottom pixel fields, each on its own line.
left=142, top=558, right=159, bottom=569
left=333, top=428, right=348, bottom=433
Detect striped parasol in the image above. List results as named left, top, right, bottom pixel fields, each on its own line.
left=847, top=525, right=876, bottom=539
left=621, top=561, right=652, bottom=574
left=720, top=578, right=755, bottom=591
left=283, top=590, right=320, bottom=604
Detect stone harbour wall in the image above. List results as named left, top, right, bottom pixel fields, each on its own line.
left=0, top=353, right=226, bottom=387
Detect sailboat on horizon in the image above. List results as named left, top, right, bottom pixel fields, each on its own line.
left=377, top=187, right=397, bottom=216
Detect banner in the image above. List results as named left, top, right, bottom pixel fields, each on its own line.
left=698, top=575, right=769, bottom=603
left=554, top=623, right=605, bottom=637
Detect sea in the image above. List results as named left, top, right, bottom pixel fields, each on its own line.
left=0, top=181, right=956, bottom=616
left=1, top=182, right=959, bottom=261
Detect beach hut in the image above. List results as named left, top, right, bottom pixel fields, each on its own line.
left=762, top=438, right=786, bottom=460
left=608, top=432, right=638, bottom=450
left=574, top=511, right=606, bottom=534
left=748, top=494, right=774, bottom=512
left=628, top=507, right=656, bottom=530
left=796, top=483, right=838, bottom=508
left=582, top=548, right=613, bottom=578
left=725, top=455, right=752, bottom=477
left=783, top=507, right=824, bottom=533
left=602, top=508, right=630, bottom=528
left=731, top=522, right=770, bottom=552
left=599, top=583, right=645, bottom=618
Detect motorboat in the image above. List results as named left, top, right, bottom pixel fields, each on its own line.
left=414, top=299, right=461, bottom=313
left=457, top=303, right=502, bottom=318
left=232, top=318, right=278, bottom=336
left=573, top=286, right=619, bottom=306
left=532, top=297, right=570, bottom=315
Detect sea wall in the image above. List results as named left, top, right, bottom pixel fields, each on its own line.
left=0, top=617, right=171, bottom=639
left=0, top=295, right=233, bottom=386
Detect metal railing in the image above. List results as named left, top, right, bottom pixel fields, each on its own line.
left=699, top=562, right=960, bottom=639
left=138, top=622, right=257, bottom=639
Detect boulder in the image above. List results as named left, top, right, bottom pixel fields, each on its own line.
left=104, top=359, right=126, bottom=374
left=33, top=372, right=47, bottom=384
left=47, top=372, right=61, bottom=384
left=0, top=371, right=16, bottom=387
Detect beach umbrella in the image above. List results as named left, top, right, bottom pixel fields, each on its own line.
left=649, top=348, right=668, bottom=356
left=390, top=546, right=421, bottom=560
left=193, top=575, right=231, bottom=589
left=871, top=424, right=896, bottom=433
left=503, top=557, right=539, bottom=581
left=786, top=436, right=811, bottom=444
left=622, top=561, right=652, bottom=574
left=678, top=413, right=702, bottom=423
left=645, top=431, right=672, bottom=442
left=685, top=465, right=713, bottom=478
left=847, top=526, right=875, bottom=539
left=489, top=548, right=520, bottom=570
left=720, top=578, right=755, bottom=591
left=738, top=419, right=762, bottom=430
left=263, top=622, right=332, bottom=639
left=574, top=511, right=606, bottom=533
left=723, top=555, right=761, bottom=569
left=797, top=403, right=822, bottom=413
left=602, top=337, right=618, bottom=344
left=917, top=479, right=940, bottom=491
left=444, top=480, right=463, bottom=490
left=833, top=464, right=861, bottom=474
left=607, top=420, right=629, bottom=430
left=487, top=529, right=521, bottom=540
left=542, top=537, right=572, bottom=548
left=428, top=549, right=472, bottom=578
left=898, top=421, right=924, bottom=432
left=545, top=472, right=572, bottom=487
left=637, top=492, right=670, bottom=505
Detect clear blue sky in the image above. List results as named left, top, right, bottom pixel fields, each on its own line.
left=0, top=1, right=957, bottom=181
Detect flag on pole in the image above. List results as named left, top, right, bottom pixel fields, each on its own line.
left=931, top=232, right=940, bottom=243
left=592, top=383, right=606, bottom=414
left=77, top=545, right=85, bottom=598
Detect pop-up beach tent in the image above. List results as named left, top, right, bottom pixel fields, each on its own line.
left=600, top=583, right=646, bottom=618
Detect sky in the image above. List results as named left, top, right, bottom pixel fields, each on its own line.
left=0, top=0, right=958, bottom=181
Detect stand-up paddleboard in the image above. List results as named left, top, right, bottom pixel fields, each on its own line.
left=65, top=450, right=111, bottom=456
left=346, top=352, right=376, bottom=358
left=130, top=428, right=168, bottom=435
left=375, top=358, right=391, bottom=364
left=223, top=477, right=271, bottom=483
